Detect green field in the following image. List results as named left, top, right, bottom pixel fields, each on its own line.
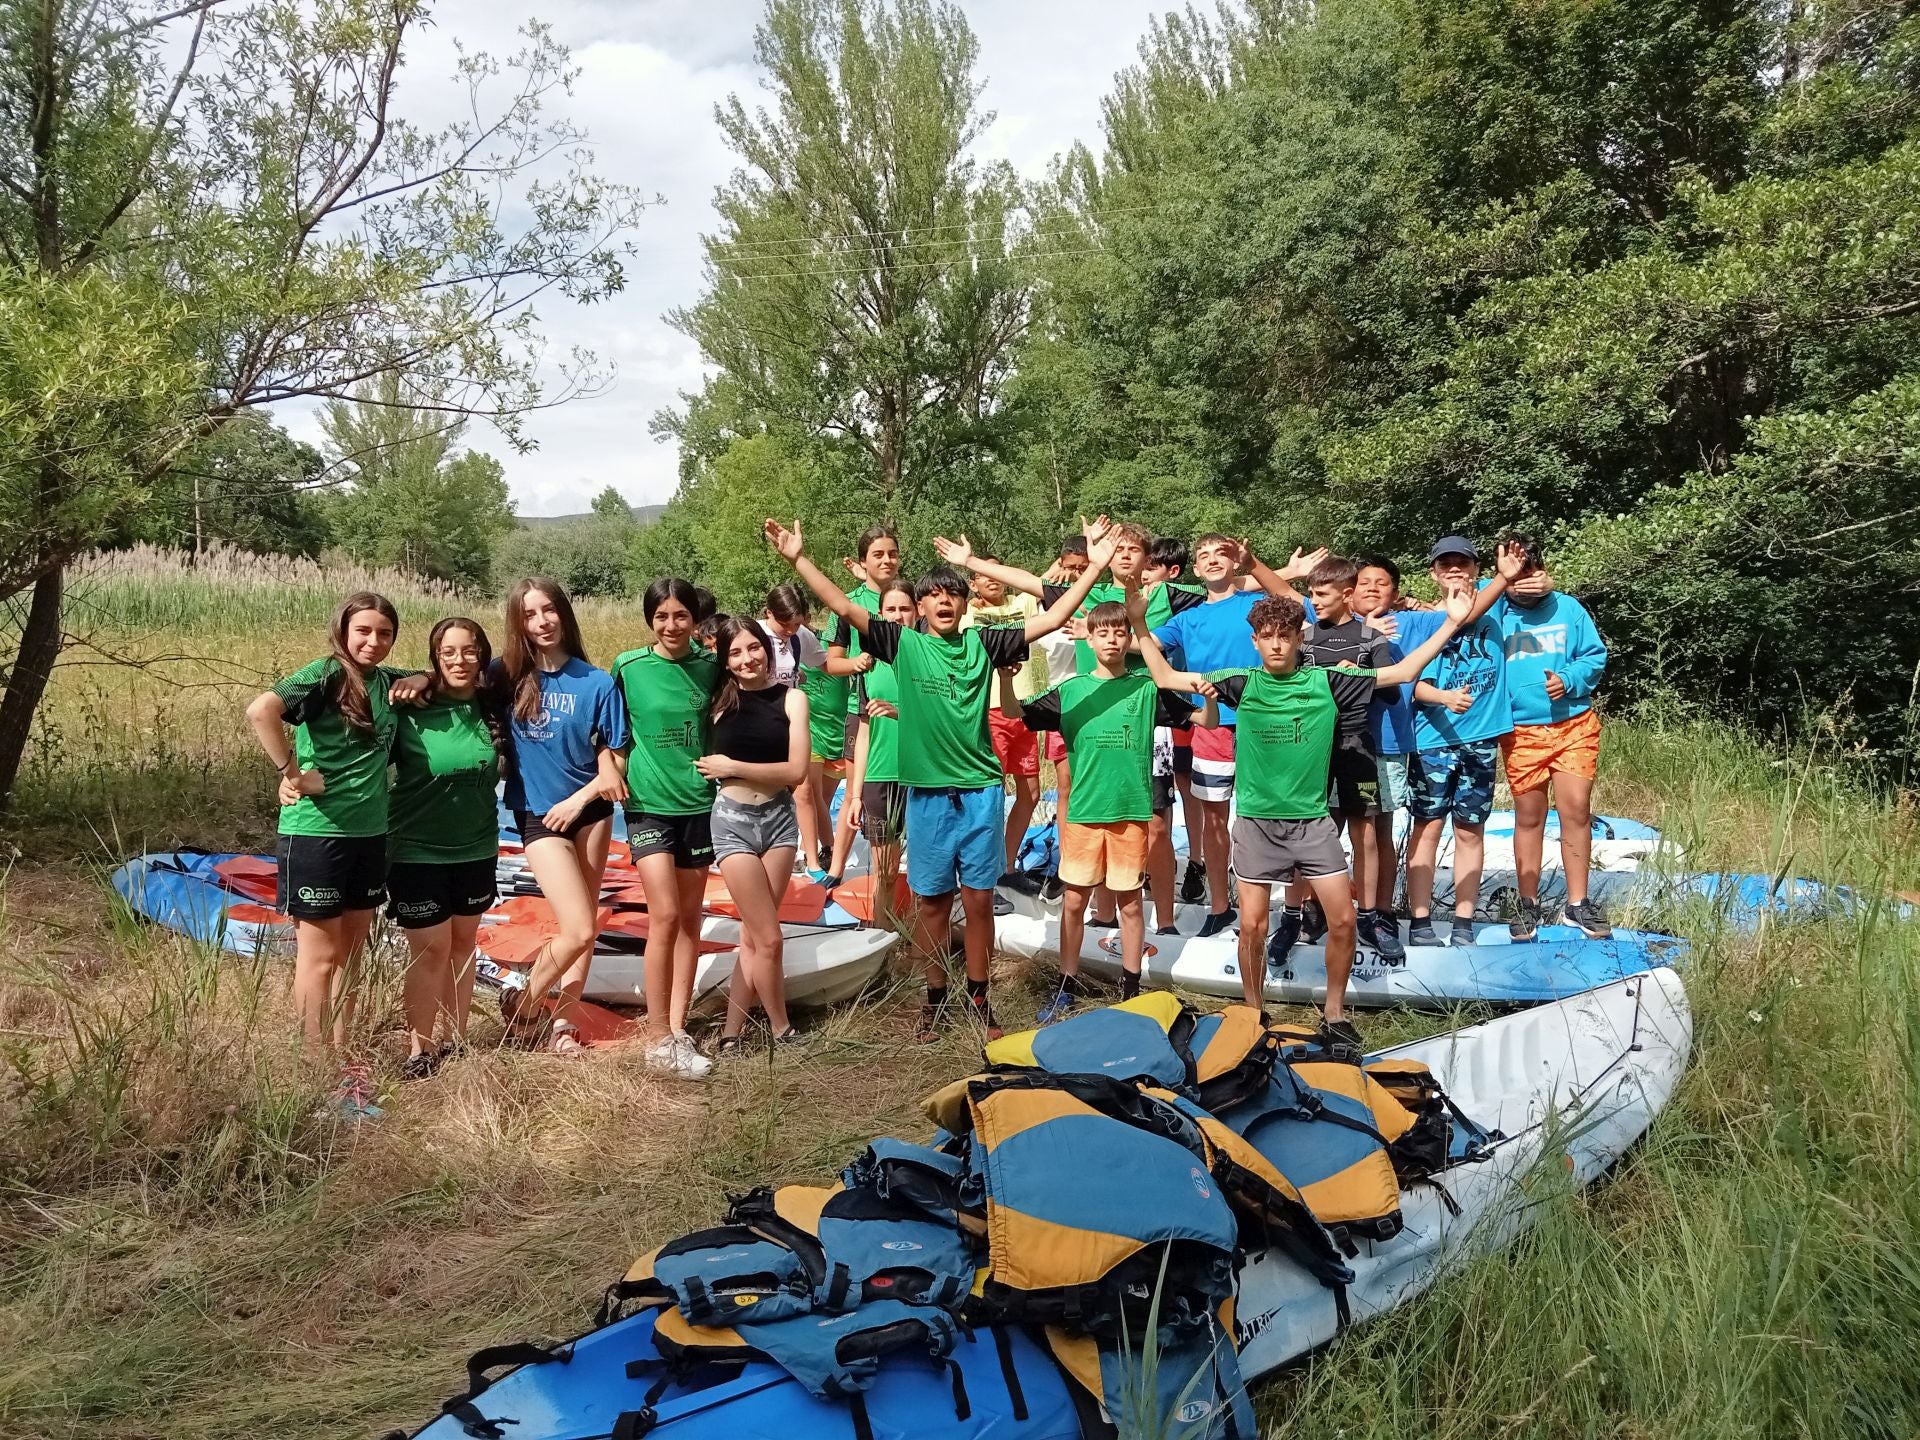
left=1, top=554, right=1917, bottom=1439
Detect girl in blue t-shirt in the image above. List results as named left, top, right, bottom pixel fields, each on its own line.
left=494, top=575, right=627, bottom=1054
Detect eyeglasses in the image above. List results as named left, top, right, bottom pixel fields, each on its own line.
left=438, top=647, right=482, bottom=661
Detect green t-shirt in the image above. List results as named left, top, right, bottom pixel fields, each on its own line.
left=388, top=695, right=501, bottom=864
left=799, top=662, right=849, bottom=760
left=860, top=660, right=902, bottom=783
left=1020, top=673, right=1198, bottom=824
left=610, top=645, right=721, bottom=817
left=1207, top=666, right=1379, bottom=820
left=272, top=658, right=400, bottom=838
left=862, top=618, right=1030, bottom=789
left=830, top=584, right=881, bottom=714
left=1046, top=579, right=1202, bottom=675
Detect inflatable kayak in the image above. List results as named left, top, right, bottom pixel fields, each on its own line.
left=996, top=908, right=1685, bottom=1009
left=110, top=852, right=292, bottom=956
left=402, top=970, right=1690, bottom=1439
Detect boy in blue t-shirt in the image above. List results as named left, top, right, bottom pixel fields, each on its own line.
left=1496, top=533, right=1612, bottom=941
left=1395, top=536, right=1527, bottom=947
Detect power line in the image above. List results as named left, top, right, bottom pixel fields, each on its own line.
left=693, top=201, right=1168, bottom=260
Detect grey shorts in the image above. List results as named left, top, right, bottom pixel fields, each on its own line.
left=1375, top=754, right=1412, bottom=812
left=1232, top=815, right=1349, bottom=885
left=711, top=791, right=800, bottom=863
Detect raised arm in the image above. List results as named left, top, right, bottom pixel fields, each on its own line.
left=1024, top=532, right=1113, bottom=641
left=932, top=534, right=1047, bottom=599
left=1376, top=586, right=1473, bottom=687
left=766, top=519, right=873, bottom=637
left=1123, top=584, right=1207, bottom=692
left=1244, top=541, right=1328, bottom=599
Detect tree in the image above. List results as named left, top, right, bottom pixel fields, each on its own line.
left=322, top=375, right=515, bottom=589
left=114, top=413, right=331, bottom=558
left=0, top=0, right=646, bottom=810
left=492, top=484, right=640, bottom=598
left=589, top=485, right=635, bottom=521
left=657, top=0, right=1032, bottom=522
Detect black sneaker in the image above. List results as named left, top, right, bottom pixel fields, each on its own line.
left=1449, top=916, right=1477, bottom=948
left=1001, top=870, right=1045, bottom=897
left=1180, top=859, right=1207, bottom=905
left=1198, top=907, right=1238, bottom=939
left=1566, top=898, right=1614, bottom=939
left=1265, top=909, right=1303, bottom=974
left=1039, top=873, right=1064, bottom=902
left=1318, top=1017, right=1366, bottom=1064
left=1155, top=924, right=1181, bottom=936
left=399, top=1049, right=442, bottom=1082
left=1370, top=915, right=1406, bottom=964
left=1407, top=914, right=1441, bottom=946
left=1508, top=897, right=1542, bottom=942
left=1301, top=898, right=1328, bottom=945
left=1086, top=915, right=1117, bottom=931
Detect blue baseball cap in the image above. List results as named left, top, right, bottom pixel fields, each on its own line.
left=1427, top=535, right=1480, bottom=563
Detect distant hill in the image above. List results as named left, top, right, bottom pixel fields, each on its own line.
left=518, top=503, right=667, bottom=529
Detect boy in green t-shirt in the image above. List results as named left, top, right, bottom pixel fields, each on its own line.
left=1130, top=581, right=1472, bottom=1053
left=767, top=516, right=1114, bottom=1041
left=820, top=525, right=904, bottom=879
left=1002, top=601, right=1218, bottom=1025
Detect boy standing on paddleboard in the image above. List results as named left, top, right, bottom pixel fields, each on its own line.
left=1495, top=533, right=1613, bottom=940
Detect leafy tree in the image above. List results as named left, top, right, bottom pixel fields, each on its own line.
left=589, top=486, right=635, bottom=521
left=494, top=485, right=640, bottom=599
left=114, top=413, right=331, bottom=558
left=0, top=0, right=645, bottom=810
left=657, top=0, right=1031, bottom=521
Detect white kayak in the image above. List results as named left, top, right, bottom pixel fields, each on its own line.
left=1236, top=966, right=1691, bottom=1372
left=996, top=905, right=1686, bottom=1009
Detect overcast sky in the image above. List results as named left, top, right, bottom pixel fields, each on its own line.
left=306, top=0, right=1166, bottom=516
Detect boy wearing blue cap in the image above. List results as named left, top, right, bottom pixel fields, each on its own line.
left=1396, top=537, right=1528, bottom=947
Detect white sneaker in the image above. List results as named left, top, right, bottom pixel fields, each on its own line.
left=644, top=1032, right=713, bottom=1079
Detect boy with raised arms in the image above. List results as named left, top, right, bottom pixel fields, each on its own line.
left=1002, top=601, right=1217, bottom=1025
left=766, top=515, right=1115, bottom=1040
left=1496, top=533, right=1612, bottom=940
left=820, top=525, right=902, bottom=878
left=960, top=551, right=1049, bottom=886
left=1129, top=581, right=1475, bottom=1050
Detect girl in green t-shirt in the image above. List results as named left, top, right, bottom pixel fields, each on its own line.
left=244, top=592, right=401, bottom=1111
left=838, top=581, right=915, bottom=931
left=386, top=616, right=504, bottom=1078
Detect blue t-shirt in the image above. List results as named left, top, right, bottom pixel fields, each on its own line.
left=1153, top=591, right=1260, bottom=725
left=495, top=655, right=628, bottom=812
left=1369, top=630, right=1417, bottom=757
left=1397, top=606, right=1514, bottom=751
left=1499, top=593, right=1608, bottom=727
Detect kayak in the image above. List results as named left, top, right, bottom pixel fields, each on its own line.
left=995, top=908, right=1686, bottom=1009
left=109, top=852, right=292, bottom=956
left=402, top=969, right=1690, bottom=1438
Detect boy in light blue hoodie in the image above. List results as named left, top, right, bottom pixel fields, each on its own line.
left=1496, top=533, right=1611, bottom=940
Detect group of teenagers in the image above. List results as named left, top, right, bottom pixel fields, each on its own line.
left=246, top=509, right=1610, bottom=1115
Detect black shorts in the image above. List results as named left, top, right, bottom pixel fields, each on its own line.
left=626, top=809, right=715, bottom=869
left=861, top=781, right=906, bottom=846
left=387, top=857, right=497, bottom=929
left=1171, top=732, right=1194, bottom=777
left=1327, top=747, right=1382, bottom=817
left=515, top=796, right=615, bottom=846
left=843, top=709, right=862, bottom=761
left=1152, top=773, right=1175, bottom=814
left=276, top=833, right=386, bottom=920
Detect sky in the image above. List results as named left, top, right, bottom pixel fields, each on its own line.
left=303, top=0, right=1168, bottom=516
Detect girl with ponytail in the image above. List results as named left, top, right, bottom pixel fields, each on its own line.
left=244, top=592, right=403, bottom=1117
left=385, top=617, right=505, bottom=1077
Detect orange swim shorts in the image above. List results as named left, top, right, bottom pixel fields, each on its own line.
left=1499, top=708, right=1602, bottom=795
left=1057, top=818, right=1149, bottom=891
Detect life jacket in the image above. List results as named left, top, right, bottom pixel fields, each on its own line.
left=984, top=990, right=1196, bottom=1092
left=607, top=1223, right=821, bottom=1328
left=1046, top=1298, right=1254, bottom=1440
left=950, top=1069, right=1240, bottom=1333
left=842, top=1136, right=986, bottom=1235
left=646, top=1298, right=961, bottom=1402
left=729, top=1183, right=980, bottom=1313
left=1188, top=1005, right=1282, bottom=1112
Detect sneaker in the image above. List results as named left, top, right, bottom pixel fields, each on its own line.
left=1198, top=908, right=1238, bottom=939
left=1085, top=915, right=1117, bottom=931
left=1155, top=924, right=1182, bottom=936
left=645, top=1035, right=713, bottom=1079
left=993, top=891, right=1014, bottom=917
left=805, top=868, right=833, bottom=887
left=1301, top=899, right=1328, bottom=945
left=1035, top=988, right=1079, bottom=1025
left=1318, top=1017, right=1366, bottom=1063
left=1039, top=873, right=1064, bottom=902
left=1407, top=914, right=1441, bottom=947
left=1355, top=910, right=1381, bottom=955
left=1449, top=916, right=1477, bottom=948
left=1180, top=859, right=1207, bottom=905
left=1370, top=915, right=1407, bottom=965
left=1508, top=897, right=1542, bottom=943
left=967, top=994, right=1004, bottom=1041
left=321, top=1064, right=383, bottom=1121
left=820, top=873, right=843, bottom=892
left=1566, top=898, right=1614, bottom=939
left=1265, top=909, right=1303, bottom=975
left=399, top=1050, right=442, bottom=1083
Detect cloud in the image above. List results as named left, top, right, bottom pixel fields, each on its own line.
left=316, top=0, right=1163, bottom=516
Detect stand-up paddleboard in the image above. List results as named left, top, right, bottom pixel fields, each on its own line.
left=996, top=908, right=1686, bottom=1010
left=402, top=971, right=1690, bottom=1440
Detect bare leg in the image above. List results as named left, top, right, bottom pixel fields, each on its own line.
left=874, top=840, right=903, bottom=933
left=1145, top=813, right=1176, bottom=929
left=1371, top=812, right=1399, bottom=914
left=1306, top=870, right=1358, bottom=1021
left=668, top=865, right=709, bottom=1035
left=915, top=893, right=954, bottom=989
left=400, top=920, right=455, bottom=1057
left=1346, top=810, right=1377, bottom=917
left=634, top=850, right=687, bottom=1046
left=719, top=848, right=795, bottom=1037
left=331, top=908, right=376, bottom=1049
left=1116, top=886, right=1145, bottom=979
left=1450, top=822, right=1486, bottom=924
left=794, top=768, right=822, bottom=869
left=1406, top=817, right=1445, bottom=919
left=1202, top=799, right=1234, bottom=916
left=828, top=798, right=860, bottom=879
left=448, top=912, right=483, bottom=1038
left=1553, top=774, right=1596, bottom=906
left=1004, top=774, right=1039, bottom=875
left=522, top=832, right=603, bottom=1037
left=1234, top=879, right=1272, bottom=1009
left=292, top=916, right=346, bottom=1052
left=1058, top=883, right=1091, bottom=980
left=1513, top=785, right=1551, bottom=903
left=958, top=887, right=995, bottom=984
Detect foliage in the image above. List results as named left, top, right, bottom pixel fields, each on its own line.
left=108, top=414, right=331, bottom=559
left=494, top=488, right=638, bottom=599
left=321, top=375, right=515, bottom=590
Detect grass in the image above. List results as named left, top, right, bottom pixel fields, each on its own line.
left=1, top=554, right=1918, bottom=1437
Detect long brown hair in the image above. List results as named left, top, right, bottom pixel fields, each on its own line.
left=326, top=592, right=399, bottom=732
left=429, top=616, right=506, bottom=763
left=500, top=576, right=589, bottom=725
left=709, top=614, right=777, bottom=722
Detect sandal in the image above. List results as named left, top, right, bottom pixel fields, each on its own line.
left=773, top=1027, right=802, bottom=1045
left=547, top=1021, right=588, bottom=1057
left=715, top=1035, right=748, bottom=1059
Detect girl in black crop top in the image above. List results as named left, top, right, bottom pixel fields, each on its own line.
left=694, top=615, right=812, bottom=1052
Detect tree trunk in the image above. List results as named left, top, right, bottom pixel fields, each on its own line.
left=0, top=564, right=65, bottom=813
